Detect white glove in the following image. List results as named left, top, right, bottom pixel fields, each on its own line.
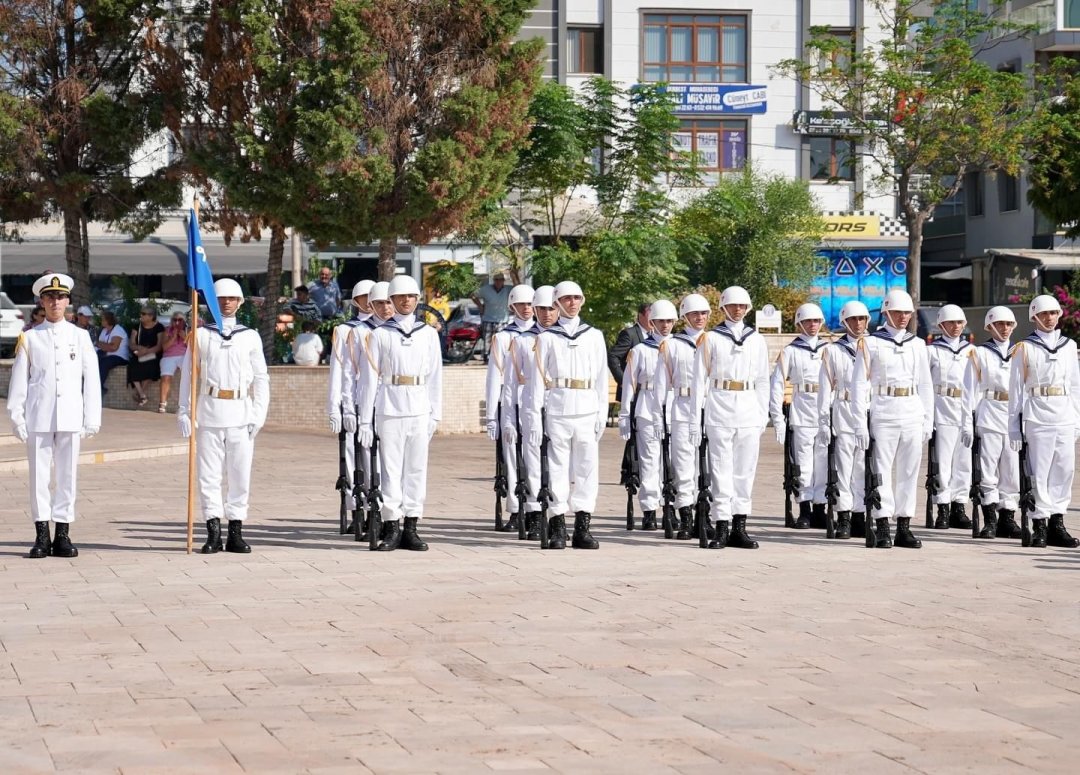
left=486, top=419, right=499, bottom=441
left=651, top=423, right=664, bottom=441
left=329, top=414, right=341, bottom=434
left=502, top=421, right=517, bottom=444
left=178, top=415, right=192, bottom=438
left=856, top=430, right=870, bottom=450
left=248, top=423, right=261, bottom=441
left=689, top=425, right=701, bottom=446
left=816, top=427, right=830, bottom=447
left=358, top=424, right=373, bottom=448
left=922, top=429, right=933, bottom=444
left=960, top=428, right=973, bottom=448
left=428, top=418, right=438, bottom=439
left=774, top=420, right=786, bottom=445
left=618, top=417, right=631, bottom=441
left=343, top=413, right=357, bottom=434
left=594, top=416, right=605, bottom=442
left=528, top=427, right=543, bottom=447
left=13, top=424, right=28, bottom=442
left=80, top=425, right=99, bottom=439
left=1010, top=438, right=1023, bottom=452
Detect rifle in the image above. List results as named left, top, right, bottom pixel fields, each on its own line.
left=538, top=409, right=553, bottom=549
left=661, top=405, right=677, bottom=539
left=494, top=405, right=507, bottom=531
left=335, top=418, right=349, bottom=535
left=825, top=415, right=838, bottom=539
left=514, top=409, right=527, bottom=541
left=352, top=413, right=367, bottom=542
left=924, top=430, right=940, bottom=529
left=1018, top=413, right=1035, bottom=547
left=620, top=387, right=641, bottom=530
left=782, top=403, right=800, bottom=528
left=969, top=413, right=982, bottom=539
left=864, top=417, right=882, bottom=548
left=695, top=415, right=711, bottom=549
left=367, top=425, right=383, bottom=551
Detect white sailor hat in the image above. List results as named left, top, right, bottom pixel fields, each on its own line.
left=33, top=272, right=75, bottom=296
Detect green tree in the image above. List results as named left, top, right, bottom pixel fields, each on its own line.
left=775, top=0, right=1033, bottom=308
left=1028, top=61, right=1080, bottom=238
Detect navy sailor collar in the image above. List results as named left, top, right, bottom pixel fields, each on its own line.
left=979, top=339, right=1011, bottom=362
left=671, top=330, right=700, bottom=349
left=1024, top=331, right=1071, bottom=354
left=871, top=328, right=917, bottom=346
left=204, top=323, right=249, bottom=341
left=712, top=324, right=757, bottom=346
left=542, top=320, right=594, bottom=340
left=930, top=337, right=971, bottom=354
left=788, top=336, right=827, bottom=354
left=382, top=318, right=427, bottom=338
left=833, top=335, right=858, bottom=358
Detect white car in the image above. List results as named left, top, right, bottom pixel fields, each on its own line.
left=0, top=292, right=26, bottom=358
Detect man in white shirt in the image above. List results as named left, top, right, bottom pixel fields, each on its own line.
left=292, top=321, right=324, bottom=366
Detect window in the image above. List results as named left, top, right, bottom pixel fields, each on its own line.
left=965, top=171, right=984, bottom=217
left=1067, top=0, right=1080, bottom=28
left=673, top=119, right=747, bottom=184
left=642, top=14, right=747, bottom=83
left=998, top=172, right=1018, bottom=212
left=809, top=137, right=855, bottom=181
left=567, top=27, right=602, bottom=74
left=818, top=29, right=854, bottom=76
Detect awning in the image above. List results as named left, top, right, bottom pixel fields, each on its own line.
left=930, top=265, right=972, bottom=281
left=986, top=248, right=1080, bottom=272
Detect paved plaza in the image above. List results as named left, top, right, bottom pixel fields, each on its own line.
left=1, top=409, right=1079, bottom=773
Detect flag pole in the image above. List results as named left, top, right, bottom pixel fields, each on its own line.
left=186, top=198, right=201, bottom=554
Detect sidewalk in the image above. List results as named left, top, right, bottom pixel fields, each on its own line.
left=0, top=424, right=1078, bottom=773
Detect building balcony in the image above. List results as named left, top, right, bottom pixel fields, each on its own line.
left=996, top=0, right=1080, bottom=50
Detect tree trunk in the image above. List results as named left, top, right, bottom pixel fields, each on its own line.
left=62, top=207, right=90, bottom=307
left=262, top=223, right=286, bottom=363
left=377, top=236, right=397, bottom=281
left=906, top=210, right=925, bottom=310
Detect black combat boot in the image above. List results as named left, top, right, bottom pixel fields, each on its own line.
left=811, top=503, right=828, bottom=530
left=29, top=521, right=51, bottom=559
left=709, top=520, right=730, bottom=549
left=851, top=512, right=866, bottom=538
left=201, top=518, right=223, bottom=554
left=525, top=512, right=540, bottom=541
left=934, top=504, right=950, bottom=530
left=641, top=510, right=658, bottom=531
left=949, top=502, right=972, bottom=529
left=976, top=503, right=998, bottom=539
left=875, top=518, right=892, bottom=548
left=572, top=511, right=599, bottom=549
left=377, top=519, right=402, bottom=551
left=996, top=509, right=1022, bottom=539
left=729, top=515, right=759, bottom=549
left=1031, top=518, right=1048, bottom=548
left=401, top=517, right=429, bottom=551
left=51, top=523, right=78, bottom=558
left=795, top=501, right=812, bottom=529
left=225, top=520, right=251, bottom=553
left=835, top=511, right=851, bottom=540
left=894, top=517, right=922, bottom=548
left=498, top=512, right=520, bottom=533
left=1047, top=514, right=1080, bottom=548
left=676, top=506, right=693, bottom=540
left=547, top=515, right=567, bottom=550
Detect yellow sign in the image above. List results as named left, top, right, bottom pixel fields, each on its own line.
left=822, top=214, right=880, bottom=237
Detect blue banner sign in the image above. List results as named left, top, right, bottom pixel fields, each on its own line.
left=666, top=83, right=768, bottom=115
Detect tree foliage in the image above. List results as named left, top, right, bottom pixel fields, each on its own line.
left=1028, top=60, right=1080, bottom=238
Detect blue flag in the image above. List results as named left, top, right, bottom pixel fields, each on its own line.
left=186, top=208, right=223, bottom=329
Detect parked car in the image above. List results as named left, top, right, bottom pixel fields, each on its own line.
left=0, top=292, right=26, bottom=358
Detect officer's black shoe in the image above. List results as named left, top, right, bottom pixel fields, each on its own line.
left=1031, top=518, right=1048, bottom=548
left=934, top=504, right=950, bottom=529
left=729, top=515, right=759, bottom=549
left=977, top=503, right=998, bottom=539
left=835, top=511, right=851, bottom=540
left=875, top=518, right=893, bottom=548
left=1047, top=514, right=1080, bottom=548
left=546, top=515, right=566, bottom=549
left=525, top=512, right=540, bottom=541
left=708, top=520, right=730, bottom=549
left=851, top=512, right=866, bottom=538
left=949, top=502, right=972, bottom=529
left=51, top=522, right=78, bottom=558
left=795, top=500, right=812, bottom=529
left=498, top=512, right=519, bottom=533
left=641, top=510, right=658, bottom=531
left=29, top=521, right=51, bottom=559
left=996, top=509, right=1022, bottom=539
left=572, top=511, right=599, bottom=549
left=201, top=518, right=223, bottom=554
left=811, top=503, right=828, bottom=530
left=225, top=520, right=251, bottom=553
left=401, top=517, right=429, bottom=551
left=676, top=506, right=693, bottom=540
left=894, top=517, right=922, bottom=549
left=377, top=519, right=402, bottom=551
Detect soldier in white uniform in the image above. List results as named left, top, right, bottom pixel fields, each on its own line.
left=7, top=272, right=101, bottom=559
left=770, top=303, right=829, bottom=530
left=1007, top=295, right=1080, bottom=548
left=485, top=284, right=535, bottom=533
left=530, top=281, right=608, bottom=550
left=357, top=275, right=442, bottom=551
left=817, top=300, right=871, bottom=539
left=619, top=300, right=676, bottom=533
left=852, top=290, right=934, bottom=549
left=964, top=306, right=1021, bottom=539
left=692, top=286, right=770, bottom=549
left=927, top=304, right=974, bottom=530
left=652, top=293, right=711, bottom=539
left=178, top=279, right=270, bottom=554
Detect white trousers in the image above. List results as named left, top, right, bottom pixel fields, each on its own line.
left=832, top=432, right=865, bottom=513
left=669, top=421, right=698, bottom=509
left=545, top=413, right=599, bottom=515
left=635, top=422, right=662, bottom=512
left=870, top=419, right=922, bottom=523
left=27, top=431, right=81, bottom=523
left=707, top=426, right=760, bottom=519
left=1025, top=423, right=1075, bottom=519
left=977, top=430, right=1018, bottom=511
left=791, top=425, right=827, bottom=503
left=197, top=426, right=254, bottom=521
left=376, top=414, right=430, bottom=521
left=501, top=433, right=524, bottom=513
left=519, top=415, right=540, bottom=513
left=934, top=425, right=972, bottom=504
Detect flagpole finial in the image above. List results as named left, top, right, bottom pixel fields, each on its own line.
left=193, top=196, right=200, bottom=218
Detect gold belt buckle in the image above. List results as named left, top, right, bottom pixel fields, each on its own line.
left=209, top=387, right=236, bottom=400
left=946, top=387, right=962, bottom=398
left=725, top=380, right=745, bottom=391
left=1047, top=386, right=1065, bottom=396
left=892, top=387, right=911, bottom=397
left=993, top=391, right=1009, bottom=401
left=569, top=378, right=589, bottom=389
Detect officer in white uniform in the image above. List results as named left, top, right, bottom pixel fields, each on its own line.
left=7, top=272, right=101, bottom=559
left=178, top=279, right=270, bottom=554
left=357, top=275, right=442, bottom=551
left=770, top=303, right=829, bottom=530
left=692, top=286, right=770, bottom=549
left=485, top=284, right=535, bottom=533
left=852, top=289, right=934, bottom=549
left=927, top=304, right=974, bottom=530
left=530, top=281, right=608, bottom=549
left=619, top=300, right=676, bottom=533
left=1007, top=294, right=1080, bottom=548
left=652, top=293, right=711, bottom=539
left=964, top=306, right=1021, bottom=539
left=817, top=300, right=871, bottom=540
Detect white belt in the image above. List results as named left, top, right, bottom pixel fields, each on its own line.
left=711, top=379, right=755, bottom=391
left=1030, top=385, right=1067, bottom=397
left=389, top=375, right=426, bottom=386
left=549, top=378, right=594, bottom=390
left=935, top=385, right=963, bottom=398
left=207, top=386, right=243, bottom=400
left=876, top=385, right=917, bottom=397
left=983, top=389, right=1009, bottom=401
left=676, top=387, right=691, bottom=397
left=792, top=383, right=819, bottom=394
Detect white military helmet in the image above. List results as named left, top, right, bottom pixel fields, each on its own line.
left=881, top=289, right=914, bottom=313
left=532, top=285, right=555, bottom=308
left=351, top=279, right=375, bottom=302
left=508, top=284, right=535, bottom=306
left=213, top=278, right=244, bottom=300
left=936, top=303, right=966, bottom=327
left=720, top=285, right=752, bottom=310
left=554, top=280, right=584, bottom=300
left=387, top=275, right=421, bottom=297
left=794, top=302, right=824, bottom=326
left=679, top=293, right=710, bottom=317
left=983, top=305, right=1017, bottom=331
left=1028, top=294, right=1062, bottom=321
left=839, top=300, right=870, bottom=322
left=369, top=281, right=391, bottom=303
left=649, top=299, right=677, bottom=321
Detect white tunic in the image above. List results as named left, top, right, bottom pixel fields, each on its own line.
left=485, top=319, right=531, bottom=423
left=928, top=337, right=973, bottom=428
left=650, top=329, right=701, bottom=425
left=619, top=334, right=668, bottom=426
left=178, top=322, right=270, bottom=429
left=7, top=320, right=101, bottom=433
left=1007, top=330, right=1080, bottom=433
left=358, top=314, right=442, bottom=421
left=692, top=322, right=770, bottom=430
left=851, top=327, right=934, bottom=433
left=328, top=316, right=370, bottom=419
left=341, top=316, right=381, bottom=419
left=770, top=335, right=828, bottom=428
left=533, top=317, right=608, bottom=420
left=964, top=340, right=1013, bottom=435
left=817, top=335, right=866, bottom=435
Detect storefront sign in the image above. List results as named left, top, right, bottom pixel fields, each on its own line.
left=822, top=214, right=880, bottom=237
left=666, top=84, right=768, bottom=114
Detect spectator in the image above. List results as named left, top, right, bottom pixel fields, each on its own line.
left=428, top=288, right=451, bottom=322
left=63, top=307, right=76, bottom=323
left=608, top=303, right=652, bottom=393
left=471, top=272, right=511, bottom=362
left=308, top=266, right=342, bottom=318
left=127, top=306, right=165, bottom=407
left=288, top=285, right=322, bottom=321
left=23, top=305, right=45, bottom=330
left=75, top=305, right=98, bottom=341
left=158, top=312, right=188, bottom=413
left=96, top=310, right=130, bottom=394
left=291, top=320, right=325, bottom=366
